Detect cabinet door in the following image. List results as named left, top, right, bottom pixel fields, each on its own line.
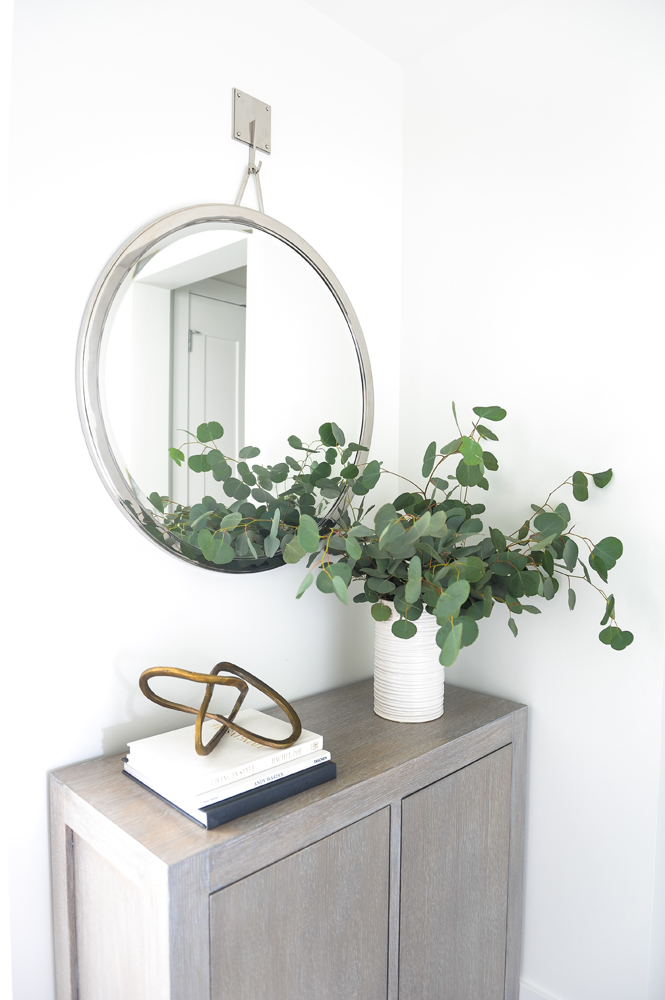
left=399, top=746, right=513, bottom=1000
left=210, top=808, right=390, bottom=1000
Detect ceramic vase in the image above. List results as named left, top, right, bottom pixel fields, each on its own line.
left=373, top=608, right=443, bottom=723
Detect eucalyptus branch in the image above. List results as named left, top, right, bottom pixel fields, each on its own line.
left=154, top=406, right=630, bottom=660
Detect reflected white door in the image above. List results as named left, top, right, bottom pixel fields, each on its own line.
left=171, top=279, right=246, bottom=506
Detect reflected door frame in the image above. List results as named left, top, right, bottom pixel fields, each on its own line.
left=171, top=278, right=246, bottom=506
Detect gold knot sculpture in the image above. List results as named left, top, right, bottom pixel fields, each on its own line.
left=139, top=661, right=302, bottom=756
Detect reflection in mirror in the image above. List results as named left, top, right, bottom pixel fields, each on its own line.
left=92, top=215, right=370, bottom=572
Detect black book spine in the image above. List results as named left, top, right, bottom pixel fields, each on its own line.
left=201, top=760, right=337, bottom=829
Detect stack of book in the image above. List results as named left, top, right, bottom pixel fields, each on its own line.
left=123, top=708, right=336, bottom=829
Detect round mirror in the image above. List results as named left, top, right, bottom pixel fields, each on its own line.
left=77, top=205, right=373, bottom=572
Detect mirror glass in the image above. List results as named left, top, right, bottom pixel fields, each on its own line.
left=82, top=211, right=372, bottom=572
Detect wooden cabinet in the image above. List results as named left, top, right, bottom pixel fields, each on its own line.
left=210, top=809, right=390, bottom=1000
left=50, top=681, right=526, bottom=1000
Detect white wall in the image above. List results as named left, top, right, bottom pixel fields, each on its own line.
left=400, top=2, right=665, bottom=999
left=5, top=2, right=401, bottom=996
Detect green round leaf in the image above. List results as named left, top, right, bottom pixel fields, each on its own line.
left=440, top=437, right=462, bottom=456
left=452, top=556, right=486, bottom=582
left=284, top=537, right=307, bottom=564
left=331, top=422, right=345, bottom=446
left=371, top=603, right=392, bottom=622
left=220, top=512, right=242, bottom=529
left=572, top=471, right=589, bottom=502
left=599, top=625, right=619, bottom=645
left=374, top=503, right=398, bottom=537
left=367, top=578, right=396, bottom=594
left=434, top=579, right=470, bottom=620
left=533, top=511, right=567, bottom=537
left=207, top=450, right=232, bottom=480
left=472, top=405, right=507, bottom=421
left=252, top=488, right=275, bottom=504
left=555, top=503, right=571, bottom=524
left=611, top=629, right=634, bottom=650
left=439, top=622, right=463, bottom=666
left=422, top=441, right=437, bottom=477
left=592, top=468, right=613, bottom=488
left=589, top=552, right=608, bottom=583
left=168, top=447, right=185, bottom=466
left=459, top=615, right=479, bottom=647
left=309, top=462, right=332, bottom=484
left=329, top=562, right=352, bottom=585
left=237, top=462, right=257, bottom=485
left=188, top=454, right=211, bottom=474
left=459, top=437, right=484, bottom=466
left=362, top=460, right=382, bottom=489
left=455, top=460, right=484, bottom=487
left=212, top=540, right=234, bottom=564
left=405, top=563, right=423, bottom=605
left=239, top=445, right=261, bottom=459
left=298, top=513, right=321, bottom=553
left=563, top=538, right=578, bottom=572
left=391, top=618, right=417, bottom=639
left=318, top=423, right=337, bottom=447
left=346, top=534, right=362, bottom=560
left=270, top=462, right=290, bottom=482
left=519, top=571, right=541, bottom=597
left=264, top=535, right=280, bottom=558
left=592, top=537, right=623, bottom=571
left=223, top=477, right=241, bottom=497
left=332, top=575, right=349, bottom=605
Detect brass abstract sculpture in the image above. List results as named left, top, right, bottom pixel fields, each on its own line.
left=139, top=661, right=302, bottom=756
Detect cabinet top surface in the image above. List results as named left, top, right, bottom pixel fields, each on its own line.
left=52, top=680, right=524, bottom=866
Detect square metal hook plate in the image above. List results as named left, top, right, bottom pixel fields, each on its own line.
left=232, top=88, right=271, bottom=154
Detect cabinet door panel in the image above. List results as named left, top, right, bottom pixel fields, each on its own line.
left=210, top=808, right=390, bottom=1000
left=399, top=746, right=513, bottom=1000
left=73, top=833, right=150, bottom=1000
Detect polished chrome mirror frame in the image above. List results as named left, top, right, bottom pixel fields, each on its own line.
left=76, top=204, right=374, bottom=572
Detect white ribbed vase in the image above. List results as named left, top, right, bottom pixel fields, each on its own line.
left=373, top=609, right=443, bottom=723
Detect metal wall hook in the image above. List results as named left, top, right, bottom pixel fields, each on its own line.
left=235, top=119, right=265, bottom=213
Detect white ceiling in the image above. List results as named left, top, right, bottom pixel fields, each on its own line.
left=304, top=0, right=526, bottom=65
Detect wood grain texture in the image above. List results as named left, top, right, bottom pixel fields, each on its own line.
left=55, top=779, right=171, bottom=1000
left=505, top=707, right=528, bottom=1000
left=387, top=801, right=402, bottom=1000
left=73, top=832, right=150, bottom=1000
left=50, top=777, right=76, bottom=1000
left=209, top=809, right=390, bottom=1000
left=399, top=747, right=513, bottom=1000
left=50, top=682, right=523, bottom=876
left=168, top=853, right=210, bottom=1000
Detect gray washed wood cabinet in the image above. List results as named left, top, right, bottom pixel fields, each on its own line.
left=50, top=680, right=527, bottom=1000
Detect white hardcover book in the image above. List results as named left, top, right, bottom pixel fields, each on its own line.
left=126, top=708, right=324, bottom=795
left=124, top=749, right=332, bottom=814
